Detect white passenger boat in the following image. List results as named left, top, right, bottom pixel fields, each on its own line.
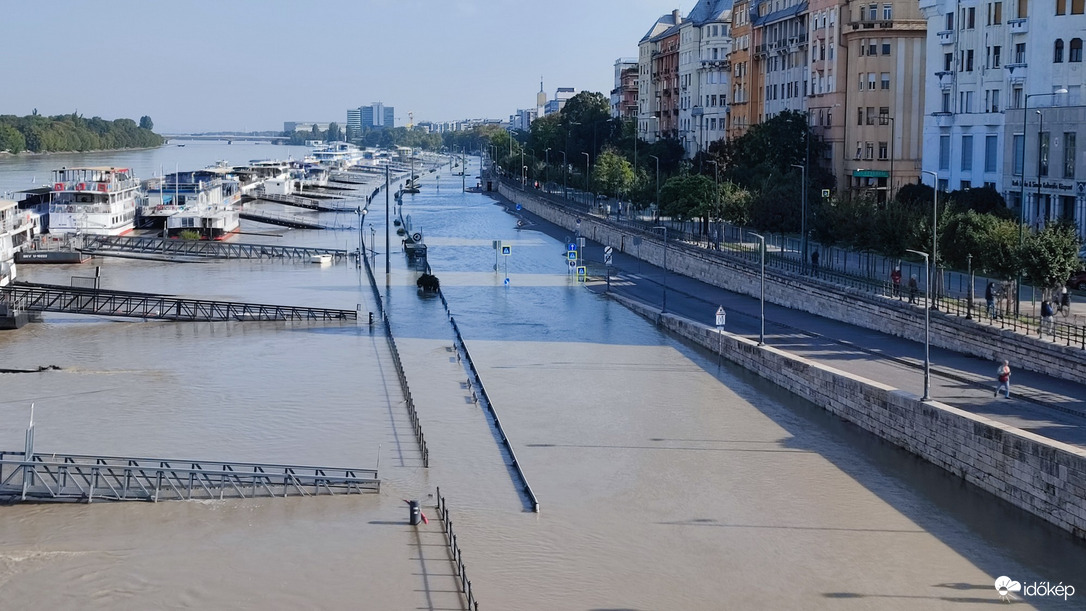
left=48, top=167, right=139, bottom=236
left=310, top=254, right=332, bottom=265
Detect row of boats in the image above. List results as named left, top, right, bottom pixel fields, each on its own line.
left=0, top=143, right=424, bottom=286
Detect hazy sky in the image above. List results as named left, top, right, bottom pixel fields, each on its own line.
left=1, top=0, right=676, bottom=133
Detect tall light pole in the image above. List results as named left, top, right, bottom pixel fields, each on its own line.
left=649, top=154, right=660, bottom=221
left=790, top=163, right=807, bottom=269
left=1017, top=88, right=1067, bottom=315
left=560, top=150, right=568, bottom=199
left=520, top=149, right=525, bottom=187
left=385, top=164, right=390, bottom=275
left=653, top=225, right=668, bottom=313
left=545, top=147, right=551, bottom=188
left=922, top=170, right=938, bottom=310
left=707, top=160, right=720, bottom=246
left=1036, top=110, right=1044, bottom=230
left=582, top=151, right=590, bottom=205
left=906, top=248, right=931, bottom=401
left=751, top=232, right=766, bottom=346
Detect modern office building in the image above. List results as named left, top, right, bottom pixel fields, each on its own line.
left=347, top=103, right=395, bottom=133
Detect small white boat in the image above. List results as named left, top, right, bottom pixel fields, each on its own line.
left=310, top=254, right=332, bottom=265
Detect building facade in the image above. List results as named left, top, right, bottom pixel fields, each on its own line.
left=611, top=58, right=639, bottom=119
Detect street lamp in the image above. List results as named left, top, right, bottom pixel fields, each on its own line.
left=520, top=149, right=525, bottom=187
left=582, top=151, right=591, bottom=206
left=790, top=163, right=807, bottom=270
left=922, top=170, right=938, bottom=310
left=878, top=114, right=895, bottom=202
left=1017, top=88, right=1067, bottom=315
left=966, top=253, right=973, bottom=320
left=560, top=150, right=568, bottom=199
left=906, top=248, right=931, bottom=401
left=750, top=232, right=766, bottom=346
left=545, top=147, right=551, bottom=188
left=653, top=225, right=668, bottom=313
left=707, top=160, right=720, bottom=247
left=649, top=155, right=660, bottom=221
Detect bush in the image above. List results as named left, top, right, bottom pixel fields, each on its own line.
left=416, top=273, right=440, bottom=291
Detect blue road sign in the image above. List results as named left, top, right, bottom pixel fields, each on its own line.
left=567, top=251, right=577, bottom=261
left=568, top=243, right=577, bottom=251
left=515, top=203, right=522, bottom=211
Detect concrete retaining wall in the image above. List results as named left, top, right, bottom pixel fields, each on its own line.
left=612, top=291, right=1086, bottom=540
left=500, top=182, right=1086, bottom=383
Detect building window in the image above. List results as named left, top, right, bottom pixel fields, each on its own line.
left=857, top=107, right=863, bottom=125
left=868, top=73, right=876, bottom=90
left=859, top=73, right=865, bottom=91
left=942, top=92, right=952, bottom=113
left=1055, top=39, right=1065, bottom=63
left=865, top=142, right=874, bottom=160
left=945, top=12, right=954, bottom=30
left=869, top=40, right=877, bottom=55
left=1039, top=131, right=1050, bottom=177
left=882, top=40, right=891, bottom=55
left=944, top=52, right=953, bottom=71
left=965, top=49, right=974, bottom=71
left=881, top=72, right=890, bottom=89
left=1058, top=0, right=1067, bottom=14
left=1075, top=0, right=1085, bottom=14
left=985, top=135, right=998, bottom=172
left=1015, top=43, right=1026, bottom=64
left=939, top=135, right=951, bottom=170
left=1013, top=134, right=1024, bottom=175
left=1071, top=38, right=1083, bottom=62
left=1012, top=87, right=1023, bottom=108
left=961, top=135, right=973, bottom=171
left=866, top=107, right=876, bottom=125
left=1064, top=132, right=1076, bottom=178
left=992, top=45, right=1001, bottom=67
left=878, top=141, right=888, bottom=159
left=883, top=4, right=892, bottom=19
left=990, top=1, right=1002, bottom=24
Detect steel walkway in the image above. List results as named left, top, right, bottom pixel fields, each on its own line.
left=82, top=235, right=351, bottom=261
left=255, top=193, right=348, bottom=212
left=238, top=209, right=329, bottom=229
left=2, top=282, right=359, bottom=322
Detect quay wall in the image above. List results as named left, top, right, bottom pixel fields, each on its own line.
left=499, top=183, right=1086, bottom=384
left=612, top=291, right=1086, bottom=540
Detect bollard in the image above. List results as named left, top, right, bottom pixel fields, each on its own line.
left=408, top=500, right=421, bottom=525
left=368, top=312, right=374, bottom=325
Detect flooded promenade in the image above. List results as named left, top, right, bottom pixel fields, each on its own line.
left=0, top=143, right=1083, bottom=609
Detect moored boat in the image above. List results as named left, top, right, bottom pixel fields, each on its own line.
left=48, top=167, right=139, bottom=236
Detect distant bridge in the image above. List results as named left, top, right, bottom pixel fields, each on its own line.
left=162, top=134, right=287, bottom=143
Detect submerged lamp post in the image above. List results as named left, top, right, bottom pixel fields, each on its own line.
left=921, top=170, right=938, bottom=310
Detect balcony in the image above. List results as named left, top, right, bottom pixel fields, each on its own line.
left=1008, top=17, right=1028, bottom=34
left=935, top=71, right=955, bottom=90
left=937, top=30, right=955, bottom=45
left=849, top=18, right=893, bottom=30
left=932, top=112, right=955, bottom=127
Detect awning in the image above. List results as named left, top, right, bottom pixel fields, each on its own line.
left=853, top=169, right=889, bottom=178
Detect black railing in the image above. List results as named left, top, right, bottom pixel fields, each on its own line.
left=435, top=488, right=479, bottom=611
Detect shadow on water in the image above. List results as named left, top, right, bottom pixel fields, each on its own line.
left=670, top=335, right=1086, bottom=599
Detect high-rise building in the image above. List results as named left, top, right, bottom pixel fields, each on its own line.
left=349, top=103, right=396, bottom=131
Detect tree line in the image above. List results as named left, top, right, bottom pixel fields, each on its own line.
left=0, top=112, right=162, bottom=154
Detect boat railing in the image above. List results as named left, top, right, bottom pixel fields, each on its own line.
left=49, top=203, right=126, bottom=215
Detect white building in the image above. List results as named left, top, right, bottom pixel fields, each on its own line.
left=679, top=0, right=735, bottom=158
left=920, top=0, right=1086, bottom=239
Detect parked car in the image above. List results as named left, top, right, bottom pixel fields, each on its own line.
left=1069, top=270, right=1086, bottom=291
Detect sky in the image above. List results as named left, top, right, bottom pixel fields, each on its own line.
left=0, top=0, right=678, bottom=133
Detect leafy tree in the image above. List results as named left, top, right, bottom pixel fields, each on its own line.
left=1020, top=221, right=1081, bottom=295
left=139, top=115, right=154, bottom=130
left=717, top=181, right=753, bottom=227
left=946, top=185, right=1011, bottom=219
left=979, top=217, right=1025, bottom=279
left=326, top=122, right=341, bottom=142
left=592, top=148, right=635, bottom=199
left=659, top=173, right=715, bottom=221
left=939, top=210, right=1000, bottom=270
left=0, top=123, right=26, bottom=153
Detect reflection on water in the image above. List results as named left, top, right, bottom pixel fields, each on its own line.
left=0, top=145, right=1083, bottom=609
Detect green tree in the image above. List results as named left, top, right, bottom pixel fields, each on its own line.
left=0, top=123, right=26, bottom=153
left=1020, top=222, right=1081, bottom=295
left=717, top=181, right=753, bottom=227
left=592, top=148, right=635, bottom=199
left=659, top=173, right=716, bottom=221
left=139, top=115, right=154, bottom=130
left=326, top=122, right=342, bottom=142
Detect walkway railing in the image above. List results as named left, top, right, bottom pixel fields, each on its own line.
left=435, top=487, right=480, bottom=611
left=83, top=235, right=351, bottom=260
left=360, top=238, right=429, bottom=467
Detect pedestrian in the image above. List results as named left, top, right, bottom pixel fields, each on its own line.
left=984, top=281, right=999, bottom=319
left=811, top=249, right=820, bottom=277
left=908, top=274, right=918, bottom=304
left=995, top=360, right=1011, bottom=398
left=890, top=267, right=902, bottom=298
left=1040, top=299, right=1055, bottom=336
left=1058, top=286, right=1071, bottom=316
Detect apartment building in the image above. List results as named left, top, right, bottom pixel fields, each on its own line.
left=841, top=1, right=926, bottom=201
left=807, top=0, right=846, bottom=186
left=611, top=58, right=639, bottom=119
left=728, top=0, right=756, bottom=139
left=921, top=0, right=1086, bottom=239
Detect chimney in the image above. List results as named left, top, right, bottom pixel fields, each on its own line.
left=673, top=9, right=681, bottom=24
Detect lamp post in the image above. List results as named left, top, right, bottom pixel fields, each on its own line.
left=922, top=170, right=938, bottom=310
left=384, top=165, right=390, bottom=275
left=653, top=225, right=668, bottom=313
left=1017, top=88, right=1067, bottom=315
left=582, top=151, right=590, bottom=206
left=966, top=253, right=973, bottom=320
left=1036, top=110, right=1044, bottom=229
left=879, top=114, right=895, bottom=202
left=707, top=160, right=720, bottom=246
left=560, top=150, right=568, bottom=199
left=649, top=154, right=660, bottom=221
left=790, top=163, right=807, bottom=270
left=520, top=149, right=525, bottom=187
left=906, top=248, right=931, bottom=401
left=545, top=147, right=551, bottom=189
left=751, top=232, right=766, bottom=346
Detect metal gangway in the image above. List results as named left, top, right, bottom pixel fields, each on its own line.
left=238, top=208, right=329, bottom=229
left=2, top=282, right=359, bottom=322
left=82, top=235, right=351, bottom=261
left=255, top=192, right=346, bottom=212
left=0, top=417, right=379, bottom=502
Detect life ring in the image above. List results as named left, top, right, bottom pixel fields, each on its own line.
left=97, top=183, right=108, bottom=192
left=53, top=182, right=64, bottom=191
left=76, top=183, right=85, bottom=191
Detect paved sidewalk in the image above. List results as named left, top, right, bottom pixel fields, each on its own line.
left=582, top=236, right=1086, bottom=450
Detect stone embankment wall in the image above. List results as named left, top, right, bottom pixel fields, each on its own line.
left=617, top=292, right=1086, bottom=540
left=500, top=181, right=1086, bottom=539
left=499, top=183, right=1086, bottom=384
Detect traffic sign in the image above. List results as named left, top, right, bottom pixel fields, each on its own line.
left=576, top=266, right=587, bottom=280
left=821, top=188, right=830, bottom=199
left=715, top=306, right=726, bottom=328
left=501, top=245, right=511, bottom=256
left=568, top=243, right=577, bottom=251
left=515, top=203, right=522, bottom=210
left=604, top=245, right=613, bottom=266
left=567, top=251, right=577, bottom=261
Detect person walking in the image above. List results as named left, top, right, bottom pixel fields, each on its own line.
left=890, top=267, right=902, bottom=299
left=908, top=274, right=919, bottom=304
left=985, top=281, right=998, bottom=319
left=1058, top=286, right=1071, bottom=316
left=995, top=360, right=1011, bottom=398
left=810, top=249, right=820, bottom=278
left=1040, top=299, right=1055, bottom=336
